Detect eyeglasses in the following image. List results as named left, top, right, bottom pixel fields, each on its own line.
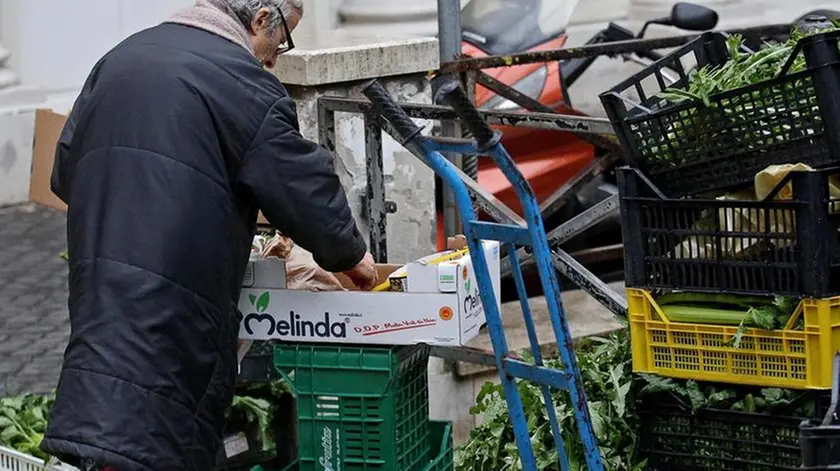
left=276, top=8, right=295, bottom=55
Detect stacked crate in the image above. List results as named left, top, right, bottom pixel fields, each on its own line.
left=269, top=343, right=452, bottom=471
left=600, top=29, right=840, bottom=469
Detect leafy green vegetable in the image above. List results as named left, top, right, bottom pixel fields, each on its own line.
left=456, top=331, right=645, bottom=471
left=727, top=298, right=801, bottom=348
left=651, top=292, right=802, bottom=348
left=456, top=328, right=821, bottom=470
left=648, top=24, right=839, bottom=165
left=226, top=379, right=292, bottom=454
left=662, top=304, right=753, bottom=326
left=660, top=27, right=838, bottom=106
left=657, top=292, right=773, bottom=308
left=0, top=393, right=54, bottom=461
left=747, top=305, right=780, bottom=329
left=0, top=380, right=292, bottom=460
left=229, top=395, right=274, bottom=452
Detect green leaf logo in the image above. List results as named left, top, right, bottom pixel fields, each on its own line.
left=249, top=294, right=257, bottom=307
left=256, top=292, right=270, bottom=313
left=465, top=278, right=471, bottom=293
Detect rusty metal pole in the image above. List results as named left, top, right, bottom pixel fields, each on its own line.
left=437, top=0, right=463, bottom=241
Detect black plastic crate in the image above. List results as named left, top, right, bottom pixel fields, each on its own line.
left=618, top=166, right=840, bottom=297
left=800, top=421, right=840, bottom=469
left=601, top=30, right=840, bottom=198
left=238, top=341, right=279, bottom=383
left=641, top=405, right=804, bottom=470
left=640, top=390, right=829, bottom=470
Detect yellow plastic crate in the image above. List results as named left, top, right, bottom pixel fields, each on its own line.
left=628, top=289, right=840, bottom=389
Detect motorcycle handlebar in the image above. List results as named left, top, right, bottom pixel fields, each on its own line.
left=432, top=74, right=500, bottom=151
left=361, top=79, right=423, bottom=144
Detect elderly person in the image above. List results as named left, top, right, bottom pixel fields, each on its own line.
left=39, top=1, right=378, bottom=470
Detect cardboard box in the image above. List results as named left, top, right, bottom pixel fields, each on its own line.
left=238, top=241, right=501, bottom=346
left=386, top=248, right=466, bottom=292
left=30, top=109, right=68, bottom=211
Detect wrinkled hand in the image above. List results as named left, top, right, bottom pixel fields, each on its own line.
left=342, top=253, right=379, bottom=291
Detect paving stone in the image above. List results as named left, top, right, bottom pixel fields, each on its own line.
left=4, top=374, right=57, bottom=395
left=0, top=204, right=70, bottom=394
left=0, top=360, right=22, bottom=375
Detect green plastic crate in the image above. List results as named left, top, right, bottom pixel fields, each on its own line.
left=423, top=422, right=453, bottom=471
left=273, top=344, right=431, bottom=471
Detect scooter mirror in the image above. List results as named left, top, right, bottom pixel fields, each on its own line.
left=667, top=2, right=719, bottom=31
left=637, top=2, right=718, bottom=38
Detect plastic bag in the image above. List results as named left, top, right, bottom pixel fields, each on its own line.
left=262, top=233, right=346, bottom=291
left=676, top=163, right=840, bottom=260
left=237, top=233, right=346, bottom=366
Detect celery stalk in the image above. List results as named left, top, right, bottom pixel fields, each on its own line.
left=661, top=305, right=749, bottom=325
left=657, top=292, right=773, bottom=309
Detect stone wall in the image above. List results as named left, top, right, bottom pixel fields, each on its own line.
left=284, top=76, right=437, bottom=263
left=272, top=29, right=440, bottom=263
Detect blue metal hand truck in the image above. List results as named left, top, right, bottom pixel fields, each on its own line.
left=362, top=76, right=604, bottom=471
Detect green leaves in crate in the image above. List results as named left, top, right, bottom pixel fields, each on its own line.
left=229, top=395, right=274, bottom=452
left=226, top=380, right=292, bottom=453
left=660, top=26, right=838, bottom=107
left=0, top=392, right=54, bottom=461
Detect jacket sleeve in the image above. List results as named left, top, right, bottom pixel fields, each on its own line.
left=52, top=58, right=99, bottom=204
left=50, top=111, right=76, bottom=204
left=239, top=97, right=368, bottom=273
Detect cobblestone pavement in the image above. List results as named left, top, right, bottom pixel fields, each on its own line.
left=0, top=204, right=69, bottom=395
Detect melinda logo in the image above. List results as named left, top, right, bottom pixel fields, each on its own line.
left=462, top=269, right=482, bottom=313
left=243, top=292, right=348, bottom=339
left=248, top=292, right=271, bottom=313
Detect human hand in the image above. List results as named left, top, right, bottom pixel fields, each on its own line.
left=342, top=253, right=379, bottom=291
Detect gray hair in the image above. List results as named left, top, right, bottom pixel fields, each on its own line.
left=223, top=0, right=303, bottom=33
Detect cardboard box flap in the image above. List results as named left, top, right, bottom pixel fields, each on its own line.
left=30, top=109, right=68, bottom=211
